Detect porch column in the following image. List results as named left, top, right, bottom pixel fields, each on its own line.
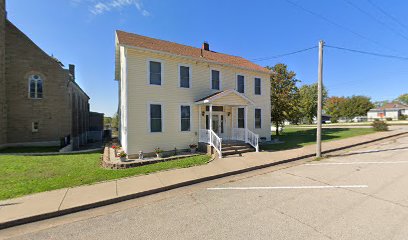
left=209, top=104, right=213, bottom=144
left=198, top=105, right=201, bottom=141
left=244, top=106, right=248, bottom=143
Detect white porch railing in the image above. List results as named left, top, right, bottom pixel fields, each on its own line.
left=232, top=128, right=259, bottom=152
left=199, top=129, right=223, bottom=158
left=246, top=129, right=259, bottom=152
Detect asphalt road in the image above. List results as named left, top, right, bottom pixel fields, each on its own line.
left=2, top=135, right=408, bottom=240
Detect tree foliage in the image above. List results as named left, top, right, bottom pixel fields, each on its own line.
left=298, top=83, right=328, bottom=124
left=324, top=95, right=374, bottom=121
left=396, top=93, right=408, bottom=105
left=268, top=63, right=300, bottom=135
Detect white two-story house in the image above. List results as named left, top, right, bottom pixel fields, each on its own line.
left=115, top=31, right=271, bottom=158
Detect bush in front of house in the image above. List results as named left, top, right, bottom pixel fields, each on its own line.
left=386, top=117, right=393, bottom=121
left=372, top=120, right=389, bottom=131
left=399, top=115, right=407, bottom=120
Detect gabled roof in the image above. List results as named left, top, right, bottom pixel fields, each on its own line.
left=195, top=89, right=255, bottom=106
left=379, top=102, right=408, bottom=110
left=115, top=30, right=270, bottom=74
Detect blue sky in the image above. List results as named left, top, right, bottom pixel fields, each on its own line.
left=7, top=0, right=408, bottom=116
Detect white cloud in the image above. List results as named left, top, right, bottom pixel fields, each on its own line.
left=88, top=0, right=150, bottom=16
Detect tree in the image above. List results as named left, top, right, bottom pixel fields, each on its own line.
left=298, top=83, right=328, bottom=124
left=396, top=93, right=408, bottom=105
left=267, top=63, right=300, bottom=136
left=111, top=112, right=119, bottom=129
left=324, top=96, right=347, bottom=122
left=342, top=95, right=374, bottom=120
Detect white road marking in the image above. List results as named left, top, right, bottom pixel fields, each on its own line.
left=306, top=161, right=408, bottom=166
left=207, top=185, right=368, bottom=190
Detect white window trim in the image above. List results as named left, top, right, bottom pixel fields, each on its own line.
left=210, top=68, right=222, bottom=90
left=254, top=108, right=262, bottom=129
left=235, top=73, right=245, bottom=94
left=32, top=122, right=39, bottom=132
left=28, top=75, right=43, bottom=99
left=179, top=103, right=193, bottom=132
left=254, top=77, right=262, bottom=96
left=147, top=102, right=164, bottom=133
left=178, top=64, right=192, bottom=89
left=147, top=58, right=164, bottom=86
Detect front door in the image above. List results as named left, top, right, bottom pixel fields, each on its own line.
left=212, top=114, right=225, bottom=139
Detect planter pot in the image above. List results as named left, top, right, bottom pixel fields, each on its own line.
left=190, top=148, right=196, bottom=154
left=120, top=157, right=127, bottom=162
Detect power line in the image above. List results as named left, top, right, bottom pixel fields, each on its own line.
left=251, top=46, right=317, bottom=62
left=326, top=45, right=408, bottom=61
left=284, top=0, right=398, bottom=53
left=342, top=0, right=408, bottom=42
left=367, top=0, right=408, bottom=32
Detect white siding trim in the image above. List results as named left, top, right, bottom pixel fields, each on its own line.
left=146, top=58, right=165, bottom=86
left=147, top=101, right=164, bottom=133
left=178, top=63, right=192, bottom=89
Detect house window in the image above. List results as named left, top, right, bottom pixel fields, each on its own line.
left=255, top=109, right=262, bottom=128
left=211, top=70, right=220, bottom=90
left=150, top=104, right=162, bottom=132
left=180, top=105, right=191, bottom=131
left=179, top=65, right=190, bottom=88
left=255, top=78, right=261, bottom=95
left=32, top=122, right=39, bottom=132
left=149, top=61, right=162, bottom=85
left=238, top=108, right=245, bottom=128
left=237, top=75, right=245, bottom=93
left=29, top=75, right=43, bottom=99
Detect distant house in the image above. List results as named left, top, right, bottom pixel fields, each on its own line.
left=367, top=102, right=408, bottom=121
left=115, top=31, right=271, bottom=158
left=0, top=0, right=92, bottom=150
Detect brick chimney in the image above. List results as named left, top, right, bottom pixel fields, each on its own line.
left=202, top=41, right=209, bottom=51
left=69, top=64, right=75, bottom=81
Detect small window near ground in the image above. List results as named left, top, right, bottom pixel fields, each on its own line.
left=32, top=122, right=39, bottom=132
left=29, top=75, right=43, bottom=99
left=180, top=105, right=191, bottom=131
left=179, top=66, right=190, bottom=88
left=255, top=109, right=262, bottom=128
left=149, top=61, right=162, bottom=85
left=150, top=104, right=162, bottom=132
left=237, top=75, right=245, bottom=93
left=255, top=78, right=261, bottom=95
left=238, top=108, right=245, bottom=128
left=211, top=70, right=220, bottom=90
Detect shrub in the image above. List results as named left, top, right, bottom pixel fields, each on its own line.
left=399, top=115, right=407, bottom=120
left=372, top=120, right=389, bottom=131
left=154, top=147, right=164, bottom=154
left=386, top=117, right=393, bottom=121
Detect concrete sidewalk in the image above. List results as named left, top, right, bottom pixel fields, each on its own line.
left=0, top=127, right=407, bottom=229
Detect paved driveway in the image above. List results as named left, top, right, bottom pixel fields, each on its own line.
left=2, top=135, right=408, bottom=240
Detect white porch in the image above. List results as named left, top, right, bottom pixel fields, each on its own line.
left=195, top=89, right=259, bottom=158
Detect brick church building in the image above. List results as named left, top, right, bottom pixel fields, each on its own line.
left=0, top=0, right=93, bottom=150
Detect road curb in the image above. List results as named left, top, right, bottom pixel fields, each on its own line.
left=1, top=131, right=407, bottom=230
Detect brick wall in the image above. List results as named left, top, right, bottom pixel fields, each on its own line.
left=5, top=21, right=72, bottom=144
left=0, top=0, right=6, bottom=146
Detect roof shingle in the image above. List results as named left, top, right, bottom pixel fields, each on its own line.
left=116, top=30, right=270, bottom=74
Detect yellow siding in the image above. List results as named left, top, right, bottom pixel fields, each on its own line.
left=123, top=47, right=271, bottom=155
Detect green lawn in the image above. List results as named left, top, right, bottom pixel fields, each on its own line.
left=0, top=146, right=61, bottom=153
left=0, top=153, right=210, bottom=200
left=261, top=127, right=375, bottom=151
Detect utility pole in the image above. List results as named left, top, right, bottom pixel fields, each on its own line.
left=316, top=40, right=324, bottom=158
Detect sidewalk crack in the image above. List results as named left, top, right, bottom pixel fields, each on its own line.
left=58, top=188, right=69, bottom=211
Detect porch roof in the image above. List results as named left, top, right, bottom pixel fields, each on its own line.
left=195, top=89, right=255, bottom=106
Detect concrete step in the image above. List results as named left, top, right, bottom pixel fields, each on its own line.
left=222, top=145, right=251, bottom=151
left=222, top=147, right=255, bottom=156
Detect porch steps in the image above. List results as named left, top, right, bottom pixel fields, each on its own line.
left=222, top=142, right=255, bottom=157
